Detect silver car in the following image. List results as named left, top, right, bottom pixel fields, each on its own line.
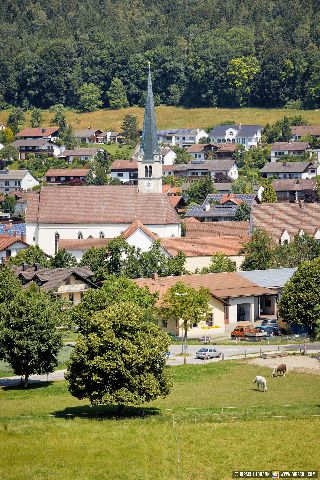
left=196, top=347, right=221, bottom=359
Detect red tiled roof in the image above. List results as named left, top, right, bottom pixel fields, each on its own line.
left=271, top=178, right=316, bottom=192
left=185, top=221, right=250, bottom=238
left=45, top=169, right=90, bottom=177
left=187, top=144, right=206, bottom=153
left=111, top=160, right=138, bottom=171
left=162, top=165, right=175, bottom=172
left=220, top=194, right=242, bottom=205
left=59, top=238, right=111, bottom=250
left=291, top=126, right=320, bottom=136
left=215, top=143, right=237, bottom=152
left=134, top=272, right=275, bottom=303
left=17, top=127, right=59, bottom=138
left=252, top=203, right=320, bottom=242
left=271, top=142, right=309, bottom=151
left=160, top=235, right=248, bottom=257
left=0, top=235, right=28, bottom=252
left=162, top=185, right=181, bottom=195
left=183, top=217, right=200, bottom=224
left=26, top=186, right=181, bottom=225
left=168, top=196, right=183, bottom=208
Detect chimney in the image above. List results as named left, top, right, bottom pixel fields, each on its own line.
left=151, top=273, right=159, bottom=280
left=22, top=262, right=28, bottom=271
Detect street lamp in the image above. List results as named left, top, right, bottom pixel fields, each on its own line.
left=174, top=292, right=188, bottom=354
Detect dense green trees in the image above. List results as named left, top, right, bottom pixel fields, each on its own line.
left=187, top=177, right=217, bottom=204
left=107, top=78, right=129, bottom=109
left=201, top=253, right=236, bottom=273
left=77, top=83, right=103, bottom=112
left=0, top=1, right=319, bottom=110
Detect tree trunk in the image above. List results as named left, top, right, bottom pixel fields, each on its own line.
left=23, top=374, right=29, bottom=388
left=117, top=404, right=125, bottom=416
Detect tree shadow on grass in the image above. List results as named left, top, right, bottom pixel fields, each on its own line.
left=1, top=380, right=53, bottom=391
left=53, top=404, right=160, bottom=420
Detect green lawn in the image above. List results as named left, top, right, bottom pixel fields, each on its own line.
left=0, top=362, right=319, bottom=479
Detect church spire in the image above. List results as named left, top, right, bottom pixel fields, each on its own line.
left=141, top=63, right=160, bottom=161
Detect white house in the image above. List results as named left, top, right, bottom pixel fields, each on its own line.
left=0, top=235, right=29, bottom=263
left=25, top=185, right=181, bottom=256
left=59, top=148, right=100, bottom=163
left=0, top=170, right=39, bottom=194
left=16, top=127, right=60, bottom=141
left=163, top=159, right=238, bottom=181
left=270, top=142, right=310, bottom=162
left=160, top=147, right=176, bottom=165
left=260, top=161, right=320, bottom=179
left=157, top=129, right=208, bottom=148
left=110, top=160, right=138, bottom=184
left=11, top=139, right=61, bottom=160
left=209, top=124, right=262, bottom=150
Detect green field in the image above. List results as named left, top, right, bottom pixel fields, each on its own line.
left=0, top=362, right=319, bottom=479
left=1, top=107, right=320, bottom=132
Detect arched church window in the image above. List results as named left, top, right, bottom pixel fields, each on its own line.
left=149, top=165, right=152, bottom=177
left=145, top=165, right=148, bottom=177
left=54, top=232, right=60, bottom=254
left=78, top=232, right=83, bottom=240
left=99, top=232, right=105, bottom=238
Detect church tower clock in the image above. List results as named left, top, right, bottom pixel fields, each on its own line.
left=137, top=65, right=162, bottom=194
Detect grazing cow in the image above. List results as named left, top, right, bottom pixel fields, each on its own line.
left=253, top=375, right=267, bottom=392
left=272, top=364, right=287, bottom=377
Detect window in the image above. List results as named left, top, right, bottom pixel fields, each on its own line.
left=5, top=181, right=9, bottom=186
left=206, top=317, right=213, bottom=327
left=78, top=232, right=83, bottom=239
left=149, top=165, right=152, bottom=177
left=162, top=319, right=167, bottom=328
left=117, top=172, right=123, bottom=177
left=54, top=233, right=59, bottom=254
left=68, top=293, right=74, bottom=303
left=99, top=232, right=105, bottom=238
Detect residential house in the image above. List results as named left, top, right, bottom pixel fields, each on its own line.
left=162, top=159, right=238, bottom=182
left=258, top=179, right=317, bottom=203
left=184, top=220, right=250, bottom=238
left=0, top=170, right=39, bottom=194
left=59, top=148, right=99, bottom=163
left=135, top=271, right=277, bottom=336
left=252, top=202, right=320, bottom=244
left=157, top=128, right=208, bottom=148
left=160, top=235, right=247, bottom=272
left=25, top=186, right=181, bottom=256
left=16, top=127, right=60, bottom=141
left=110, top=160, right=138, bottom=185
left=11, top=139, right=61, bottom=160
left=209, top=124, right=262, bottom=150
left=74, top=128, right=100, bottom=144
left=14, top=265, right=97, bottom=305
left=45, top=169, right=90, bottom=185
left=0, top=234, right=29, bottom=263
left=160, top=147, right=176, bottom=165
left=187, top=143, right=237, bottom=161
left=186, top=193, right=256, bottom=222
left=260, top=161, right=319, bottom=179
left=270, top=142, right=310, bottom=162
left=291, top=126, right=320, bottom=141
left=1, top=191, right=32, bottom=217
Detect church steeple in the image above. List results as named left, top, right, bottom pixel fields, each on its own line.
left=138, top=64, right=162, bottom=193
left=141, top=63, right=160, bottom=161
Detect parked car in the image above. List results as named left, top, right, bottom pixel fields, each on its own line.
left=196, top=347, right=221, bottom=359
left=260, top=319, right=281, bottom=334
left=230, top=323, right=255, bottom=339
left=255, top=325, right=279, bottom=337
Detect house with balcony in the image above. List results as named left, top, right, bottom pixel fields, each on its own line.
left=187, top=143, right=237, bottom=161
left=16, top=127, right=60, bottom=141
left=45, top=168, right=90, bottom=185
left=291, top=126, right=320, bottom=141
left=59, top=148, right=100, bottom=163
left=209, top=124, right=262, bottom=150
left=157, top=128, right=208, bottom=148
left=162, top=159, right=238, bottom=182
left=260, top=161, right=320, bottom=180
left=110, top=160, right=138, bottom=184
left=11, top=139, right=61, bottom=160
left=0, top=170, right=39, bottom=194
left=270, top=142, right=310, bottom=162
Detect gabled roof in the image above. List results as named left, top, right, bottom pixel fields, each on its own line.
left=209, top=124, right=262, bottom=137
left=111, top=160, right=138, bottom=171
left=0, top=169, right=30, bottom=180
left=61, top=148, right=99, bottom=156
left=157, top=128, right=205, bottom=135
left=271, top=178, right=316, bottom=192
left=260, top=161, right=312, bottom=174
left=173, top=159, right=235, bottom=173
left=160, top=235, right=247, bottom=257
left=17, top=127, right=59, bottom=138
left=0, top=235, right=28, bottom=252
left=59, top=238, right=111, bottom=251
left=16, top=266, right=96, bottom=292
left=271, top=142, right=309, bottom=151
left=45, top=169, right=90, bottom=177
left=186, top=194, right=256, bottom=219
left=26, top=186, right=181, bottom=225
left=74, top=129, right=96, bottom=138
left=134, top=271, right=275, bottom=303
left=120, top=219, right=158, bottom=241
left=185, top=220, right=250, bottom=238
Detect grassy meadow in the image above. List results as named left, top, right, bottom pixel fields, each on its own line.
left=0, top=361, right=319, bottom=480
left=1, top=107, right=320, bottom=132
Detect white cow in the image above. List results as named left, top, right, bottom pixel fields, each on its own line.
left=253, top=375, right=267, bottom=392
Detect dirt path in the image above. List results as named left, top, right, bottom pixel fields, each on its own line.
left=248, top=355, right=320, bottom=375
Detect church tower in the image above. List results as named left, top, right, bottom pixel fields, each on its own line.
left=137, top=65, right=162, bottom=193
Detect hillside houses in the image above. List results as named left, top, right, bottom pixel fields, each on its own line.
left=270, top=142, right=310, bottom=161
left=187, top=143, right=237, bottom=161
left=11, top=139, right=61, bottom=160
left=260, top=161, right=320, bottom=179
left=209, top=124, right=262, bottom=149
left=157, top=128, right=208, bottom=147
left=162, top=159, right=238, bottom=182
left=0, top=170, right=38, bottom=194
left=185, top=193, right=256, bottom=222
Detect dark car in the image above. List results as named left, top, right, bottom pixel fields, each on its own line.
left=255, top=325, right=279, bottom=336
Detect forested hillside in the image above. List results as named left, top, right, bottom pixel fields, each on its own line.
left=0, top=0, right=319, bottom=110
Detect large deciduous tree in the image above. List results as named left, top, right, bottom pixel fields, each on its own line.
left=227, top=56, right=260, bottom=106
left=201, top=253, right=236, bottom=273
left=187, top=177, right=217, bottom=204
left=50, top=249, right=77, bottom=268
left=7, top=107, right=25, bottom=134
left=30, top=108, right=43, bottom=128
left=67, top=301, right=171, bottom=410
left=160, top=282, right=211, bottom=341
left=121, top=115, right=139, bottom=146
left=77, top=83, right=103, bottom=112
left=241, top=228, right=274, bottom=271
left=261, top=183, right=277, bottom=203
left=9, top=245, right=49, bottom=267
left=107, top=77, right=129, bottom=109
left=279, top=258, right=320, bottom=338
left=0, top=284, right=62, bottom=387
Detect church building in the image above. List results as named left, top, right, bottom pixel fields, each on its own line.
left=25, top=68, right=181, bottom=256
